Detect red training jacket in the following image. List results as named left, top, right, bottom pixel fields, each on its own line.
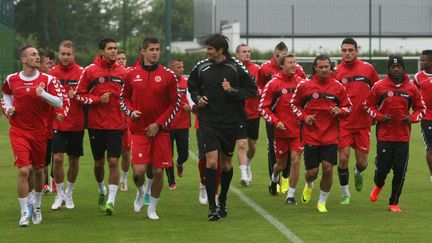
left=257, top=58, right=306, bottom=91
left=243, top=61, right=261, bottom=119
left=75, top=56, right=128, bottom=130
left=259, top=71, right=303, bottom=138
left=291, top=75, right=352, bottom=146
left=414, top=70, right=432, bottom=120
left=332, top=58, right=380, bottom=129
left=365, top=73, right=425, bottom=142
left=170, top=75, right=191, bottom=129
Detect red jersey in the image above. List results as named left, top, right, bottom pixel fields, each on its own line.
left=121, top=63, right=180, bottom=134
left=75, top=56, right=127, bottom=130
left=414, top=71, right=432, bottom=120
left=291, top=75, right=352, bottom=146
left=2, top=71, right=63, bottom=134
left=365, top=73, right=425, bottom=142
left=333, top=58, right=380, bottom=129
left=170, top=75, right=191, bottom=129
left=259, top=71, right=303, bottom=138
left=257, top=58, right=306, bottom=91
left=49, top=60, right=84, bottom=131
left=243, top=61, right=261, bottom=119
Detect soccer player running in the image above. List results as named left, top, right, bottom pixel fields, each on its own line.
left=366, top=55, right=425, bottom=212
left=75, top=38, right=128, bottom=215
left=257, top=42, right=306, bottom=194
left=332, top=38, right=380, bottom=204
left=121, top=37, right=180, bottom=220
left=291, top=55, right=352, bottom=213
left=2, top=45, right=63, bottom=226
left=165, top=58, right=191, bottom=190
left=188, top=34, right=257, bottom=221
left=49, top=40, right=85, bottom=210
left=414, top=50, right=432, bottom=183
left=116, top=50, right=131, bottom=191
left=235, top=44, right=260, bottom=186
left=260, top=53, right=304, bottom=204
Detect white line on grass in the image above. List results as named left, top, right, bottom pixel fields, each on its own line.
left=188, top=150, right=303, bottom=243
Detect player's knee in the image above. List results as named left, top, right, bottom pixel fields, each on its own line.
left=18, top=167, right=31, bottom=178
left=53, top=153, right=64, bottom=164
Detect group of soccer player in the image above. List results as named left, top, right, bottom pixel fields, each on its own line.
left=3, top=34, right=432, bottom=226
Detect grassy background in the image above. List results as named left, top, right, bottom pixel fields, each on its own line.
left=0, top=115, right=431, bottom=242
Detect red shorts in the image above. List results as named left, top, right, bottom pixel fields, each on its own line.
left=274, top=137, right=303, bottom=159
left=338, top=127, right=371, bottom=153
left=122, top=127, right=131, bottom=150
left=130, top=133, right=172, bottom=168
left=10, top=127, right=47, bottom=169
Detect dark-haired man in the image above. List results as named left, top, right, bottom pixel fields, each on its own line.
left=291, top=55, right=352, bottom=213
left=257, top=42, right=306, bottom=194
left=366, top=55, right=425, bottom=212
left=75, top=38, right=128, bottom=215
left=2, top=45, right=63, bottom=226
left=414, top=50, right=432, bottom=183
left=188, top=34, right=257, bottom=221
left=332, top=38, right=380, bottom=204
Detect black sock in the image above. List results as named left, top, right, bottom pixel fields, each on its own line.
left=205, top=168, right=217, bottom=209
left=355, top=162, right=367, bottom=173
left=338, top=167, right=349, bottom=186
left=165, top=167, right=175, bottom=184
left=219, top=168, right=233, bottom=204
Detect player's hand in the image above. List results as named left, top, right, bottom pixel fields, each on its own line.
left=6, top=107, right=15, bottom=117
left=191, top=105, right=198, bottom=113
left=56, top=113, right=65, bottom=122
left=197, top=96, right=208, bottom=108
left=382, top=114, right=391, bottom=123
left=36, top=86, right=44, bottom=96
left=69, top=89, right=75, bottom=99
left=145, top=123, right=159, bottom=137
left=131, top=110, right=142, bottom=120
left=100, top=92, right=111, bottom=103
left=330, top=106, right=341, bottom=116
left=222, top=78, right=232, bottom=92
left=276, top=121, right=286, bottom=130
left=183, top=104, right=190, bottom=111
left=305, top=115, right=316, bottom=125
left=401, top=116, right=411, bottom=125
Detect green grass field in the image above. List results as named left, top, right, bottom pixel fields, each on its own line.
left=1, top=115, right=431, bottom=243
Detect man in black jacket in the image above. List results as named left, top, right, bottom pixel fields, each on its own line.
left=188, top=34, right=257, bottom=221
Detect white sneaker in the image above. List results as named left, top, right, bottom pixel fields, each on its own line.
left=240, top=175, right=250, bottom=187
left=64, top=192, right=75, bottom=209
left=51, top=195, right=64, bottom=210
left=133, top=191, right=144, bottom=213
left=19, top=211, right=29, bottom=227
left=247, top=165, right=252, bottom=183
left=120, top=180, right=128, bottom=191
left=198, top=183, right=208, bottom=205
left=147, top=206, right=159, bottom=220
left=32, top=207, right=42, bottom=224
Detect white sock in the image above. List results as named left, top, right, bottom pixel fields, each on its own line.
left=149, top=196, right=159, bottom=209
left=239, top=165, right=247, bottom=178
left=271, top=173, right=280, bottom=183
left=66, top=181, right=74, bottom=194
left=121, top=171, right=128, bottom=182
left=341, top=185, right=350, bottom=197
left=98, top=181, right=107, bottom=195
left=28, top=190, right=34, bottom=205
left=287, top=187, right=296, bottom=198
left=33, top=191, right=43, bottom=208
left=18, top=197, right=29, bottom=214
left=137, top=185, right=145, bottom=196
left=56, top=182, right=65, bottom=196
left=107, top=184, right=118, bottom=205
left=144, top=179, right=153, bottom=195
left=306, top=181, right=313, bottom=188
left=318, top=190, right=330, bottom=204
left=354, top=167, right=361, bottom=176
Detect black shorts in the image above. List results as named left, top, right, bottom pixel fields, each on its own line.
left=246, top=118, right=260, bottom=140
left=88, top=129, right=123, bottom=160
left=200, top=125, right=237, bottom=157
left=45, top=139, right=52, bottom=166
left=52, top=130, right=84, bottom=157
left=421, top=120, right=432, bottom=150
left=196, top=129, right=206, bottom=161
left=237, top=122, right=247, bottom=140
left=304, top=144, right=338, bottom=170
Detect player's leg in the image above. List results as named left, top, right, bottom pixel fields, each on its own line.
left=388, top=142, right=409, bottom=212
left=120, top=128, right=131, bottom=191
left=246, top=118, right=259, bottom=183
left=317, top=144, right=337, bottom=212
left=338, top=128, right=352, bottom=204
left=104, top=130, right=123, bottom=215
left=88, top=129, right=107, bottom=211
left=52, top=131, right=67, bottom=210
left=286, top=147, right=302, bottom=205
left=269, top=138, right=288, bottom=195
left=236, top=138, right=248, bottom=186
left=64, top=131, right=84, bottom=209
left=175, top=128, right=189, bottom=177
left=371, top=141, right=393, bottom=202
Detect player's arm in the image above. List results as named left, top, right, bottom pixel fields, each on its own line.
left=74, top=69, right=103, bottom=105
left=258, top=81, right=280, bottom=125
left=1, top=80, right=15, bottom=117
left=187, top=65, right=203, bottom=104
left=409, top=87, right=426, bottom=123
left=227, top=64, right=258, bottom=99
left=155, top=74, right=180, bottom=129
left=333, top=86, right=352, bottom=118
left=120, top=73, right=139, bottom=119
left=364, top=86, right=387, bottom=122
left=290, top=82, right=308, bottom=122
left=54, top=84, right=70, bottom=121
left=39, top=78, right=63, bottom=108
